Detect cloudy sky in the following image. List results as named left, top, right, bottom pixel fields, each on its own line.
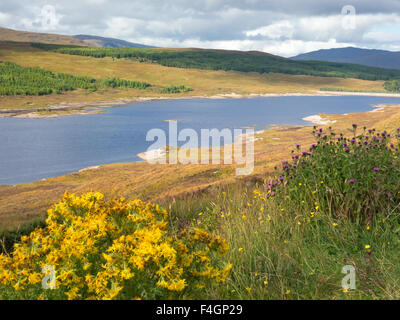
left=1, top=0, right=400, bottom=57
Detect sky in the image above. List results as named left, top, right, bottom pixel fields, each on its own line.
left=1, top=0, right=400, bottom=57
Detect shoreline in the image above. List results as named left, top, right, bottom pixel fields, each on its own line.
left=3, top=90, right=400, bottom=119
left=2, top=101, right=399, bottom=186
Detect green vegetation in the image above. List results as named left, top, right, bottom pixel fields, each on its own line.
left=0, top=219, right=46, bottom=254
left=0, top=62, right=97, bottom=95
left=160, top=85, right=193, bottom=93
left=33, top=43, right=400, bottom=81
left=384, top=80, right=400, bottom=92
left=103, top=77, right=150, bottom=89
left=167, top=125, right=400, bottom=299
left=0, top=62, right=151, bottom=96
left=320, top=87, right=386, bottom=93
left=2, top=125, right=400, bottom=299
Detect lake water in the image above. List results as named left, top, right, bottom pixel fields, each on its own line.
left=1, top=95, right=400, bottom=185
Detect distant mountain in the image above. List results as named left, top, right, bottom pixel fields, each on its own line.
left=73, top=35, right=156, bottom=48
left=0, top=27, right=86, bottom=46
left=292, top=47, right=400, bottom=70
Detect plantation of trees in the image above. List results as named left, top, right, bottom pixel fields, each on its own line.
left=0, top=62, right=151, bottom=96
left=32, top=43, right=400, bottom=81
left=384, top=80, right=400, bottom=92
left=103, top=77, right=151, bottom=89
left=160, top=85, right=193, bottom=93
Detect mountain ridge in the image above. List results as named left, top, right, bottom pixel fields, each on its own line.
left=292, top=47, right=400, bottom=70
left=73, top=34, right=155, bottom=48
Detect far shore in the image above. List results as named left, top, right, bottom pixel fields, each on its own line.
left=2, top=90, right=400, bottom=119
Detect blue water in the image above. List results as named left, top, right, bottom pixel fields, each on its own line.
left=1, top=95, right=400, bottom=185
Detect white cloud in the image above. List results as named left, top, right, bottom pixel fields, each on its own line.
left=245, top=20, right=294, bottom=39
left=0, top=12, right=12, bottom=26
left=1, top=1, right=400, bottom=56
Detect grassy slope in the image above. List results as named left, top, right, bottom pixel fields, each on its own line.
left=2, top=105, right=400, bottom=230
left=0, top=41, right=395, bottom=230
left=1, top=41, right=400, bottom=299
left=0, top=27, right=86, bottom=46
left=0, top=42, right=385, bottom=111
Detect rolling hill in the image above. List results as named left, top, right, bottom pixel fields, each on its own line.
left=0, top=27, right=154, bottom=49
left=33, top=43, right=400, bottom=81
left=292, top=47, right=400, bottom=71
left=73, top=34, right=155, bottom=48
left=0, top=27, right=86, bottom=46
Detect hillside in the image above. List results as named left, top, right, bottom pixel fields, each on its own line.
left=34, top=43, right=400, bottom=81
left=74, top=34, right=155, bottom=48
left=292, top=47, right=400, bottom=71
left=0, top=42, right=385, bottom=114
left=0, top=27, right=86, bottom=46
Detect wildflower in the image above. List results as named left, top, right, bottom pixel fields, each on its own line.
left=349, top=179, right=355, bottom=184
left=264, top=280, right=268, bottom=286
left=366, top=226, right=370, bottom=230
left=373, top=168, right=379, bottom=172
left=0, top=192, right=231, bottom=300
left=332, top=223, right=338, bottom=227
left=343, top=288, right=348, bottom=293
left=242, top=215, right=247, bottom=220
left=238, top=248, right=244, bottom=252
left=285, top=290, right=291, bottom=295
left=246, top=287, right=252, bottom=293
left=365, top=245, right=371, bottom=249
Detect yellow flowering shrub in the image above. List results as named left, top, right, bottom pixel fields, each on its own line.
left=0, top=192, right=231, bottom=300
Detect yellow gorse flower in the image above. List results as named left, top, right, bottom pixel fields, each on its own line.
left=0, top=192, right=231, bottom=300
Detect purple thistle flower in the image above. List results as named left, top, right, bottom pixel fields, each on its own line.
left=345, top=148, right=350, bottom=153
left=373, top=168, right=379, bottom=172
left=349, top=179, right=355, bottom=184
